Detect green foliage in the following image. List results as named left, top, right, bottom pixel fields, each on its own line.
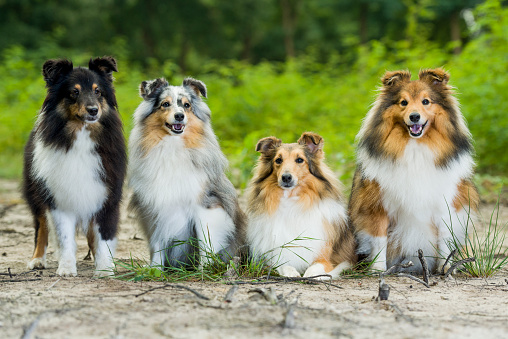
left=0, top=0, right=506, bottom=186
left=445, top=200, right=508, bottom=278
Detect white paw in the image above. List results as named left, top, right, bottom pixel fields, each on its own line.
left=27, top=257, right=46, bottom=270
left=303, top=264, right=329, bottom=280
left=56, top=261, right=77, bottom=277
left=278, top=265, right=301, bottom=278
left=371, top=261, right=387, bottom=272
left=94, top=269, right=114, bottom=277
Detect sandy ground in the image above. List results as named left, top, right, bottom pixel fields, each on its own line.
left=1, top=179, right=508, bottom=339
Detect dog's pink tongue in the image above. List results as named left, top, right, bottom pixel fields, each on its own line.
left=411, top=124, right=421, bottom=133
left=173, top=124, right=182, bottom=130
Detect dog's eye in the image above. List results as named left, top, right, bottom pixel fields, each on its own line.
left=94, top=88, right=101, bottom=96
left=161, top=102, right=170, bottom=108
left=422, top=98, right=430, bottom=105
left=401, top=99, right=408, bottom=106
left=295, top=158, right=304, bottom=164
left=72, top=89, right=80, bottom=96
left=275, top=158, right=283, bottom=165
left=184, top=103, right=191, bottom=109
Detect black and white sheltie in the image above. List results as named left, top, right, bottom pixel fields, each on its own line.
left=128, top=77, right=245, bottom=268
left=23, top=57, right=127, bottom=276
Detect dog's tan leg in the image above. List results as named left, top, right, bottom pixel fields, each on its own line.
left=28, top=214, right=49, bottom=269
left=349, top=171, right=389, bottom=271
left=86, top=220, right=96, bottom=259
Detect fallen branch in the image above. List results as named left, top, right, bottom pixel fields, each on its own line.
left=441, top=249, right=458, bottom=275
left=444, top=257, right=476, bottom=278
left=135, top=284, right=210, bottom=300
left=418, top=249, right=430, bottom=284
left=282, top=305, right=296, bottom=329
left=382, top=261, right=414, bottom=277
left=1, top=278, right=42, bottom=283
left=397, top=273, right=430, bottom=288
left=224, top=285, right=238, bottom=302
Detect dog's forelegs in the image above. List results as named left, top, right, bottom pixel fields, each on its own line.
left=195, top=206, right=235, bottom=265
left=87, top=222, right=117, bottom=277
left=51, top=210, right=78, bottom=277
left=28, top=213, right=49, bottom=269
left=92, top=204, right=120, bottom=277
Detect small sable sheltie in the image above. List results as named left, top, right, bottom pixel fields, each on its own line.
left=128, top=77, right=245, bottom=267
left=349, top=68, right=479, bottom=273
left=246, top=132, right=356, bottom=279
left=23, top=57, right=127, bottom=277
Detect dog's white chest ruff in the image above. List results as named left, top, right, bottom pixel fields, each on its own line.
left=32, top=128, right=107, bottom=218
left=247, top=197, right=344, bottom=273
left=129, top=136, right=207, bottom=218
left=359, top=140, right=474, bottom=257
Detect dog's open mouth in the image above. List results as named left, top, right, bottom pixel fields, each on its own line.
left=406, top=121, right=428, bottom=138
left=85, top=116, right=99, bottom=123
left=166, top=123, right=185, bottom=134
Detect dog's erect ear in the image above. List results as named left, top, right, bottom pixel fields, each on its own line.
left=419, top=68, right=450, bottom=87
left=139, top=78, right=169, bottom=99
left=89, top=56, right=118, bottom=81
left=298, top=132, right=324, bottom=154
left=255, top=137, right=282, bottom=153
left=42, top=59, right=73, bottom=87
left=381, top=70, right=412, bottom=87
left=183, top=78, right=207, bottom=98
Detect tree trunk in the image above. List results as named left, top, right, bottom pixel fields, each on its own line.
left=280, top=0, right=297, bottom=59
left=450, top=10, right=462, bottom=55
left=359, top=2, right=368, bottom=45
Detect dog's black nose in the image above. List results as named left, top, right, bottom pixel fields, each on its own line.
left=175, top=113, right=184, bottom=122
left=87, top=107, right=99, bottom=116
left=409, top=112, right=420, bottom=123
left=281, top=174, right=292, bottom=183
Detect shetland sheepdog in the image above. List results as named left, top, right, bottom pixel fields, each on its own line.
left=349, top=68, right=478, bottom=273
left=246, top=132, right=356, bottom=279
left=23, top=57, right=127, bottom=277
left=128, top=78, right=245, bottom=268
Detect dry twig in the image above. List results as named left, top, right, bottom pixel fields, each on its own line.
left=224, top=285, right=238, bottom=302
left=135, top=284, right=210, bottom=300
left=418, top=249, right=430, bottom=284
left=441, top=249, right=458, bottom=275
left=444, top=257, right=476, bottom=278
left=397, top=273, right=430, bottom=288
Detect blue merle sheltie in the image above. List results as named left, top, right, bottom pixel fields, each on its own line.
left=246, top=132, right=356, bottom=279
left=349, top=68, right=479, bottom=273
left=128, top=77, right=246, bottom=268
left=23, top=57, right=127, bottom=277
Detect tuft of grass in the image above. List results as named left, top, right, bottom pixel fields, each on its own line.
left=445, top=199, right=508, bottom=278
left=109, top=234, right=342, bottom=282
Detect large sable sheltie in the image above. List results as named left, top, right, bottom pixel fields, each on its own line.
left=128, top=77, right=245, bottom=268
left=23, top=57, right=127, bottom=277
left=349, top=68, right=479, bottom=273
left=246, top=132, right=356, bottom=279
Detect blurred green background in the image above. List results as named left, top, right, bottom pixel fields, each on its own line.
left=0, top=0, right=506, bottom=197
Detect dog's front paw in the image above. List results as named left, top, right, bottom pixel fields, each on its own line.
left=94, top=269, right=114, bottom=278
left=27, top=257, right=46, bottom=270
left=56, top=261, right=77, bottom=277
left=303, top=264, right=330, bottom=280
left=371, top=261, right=387, bottom=272
left=278, top=265, right=301, bottom=278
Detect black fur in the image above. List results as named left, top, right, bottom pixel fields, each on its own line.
left=23, top=57, right=126, bottom=247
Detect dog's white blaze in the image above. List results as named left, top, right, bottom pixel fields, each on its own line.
left=358, top=139, right=474, bottom=266
left=32, top=128, right=107, bottom=218
left=247, top=197, right=345, bottom=274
